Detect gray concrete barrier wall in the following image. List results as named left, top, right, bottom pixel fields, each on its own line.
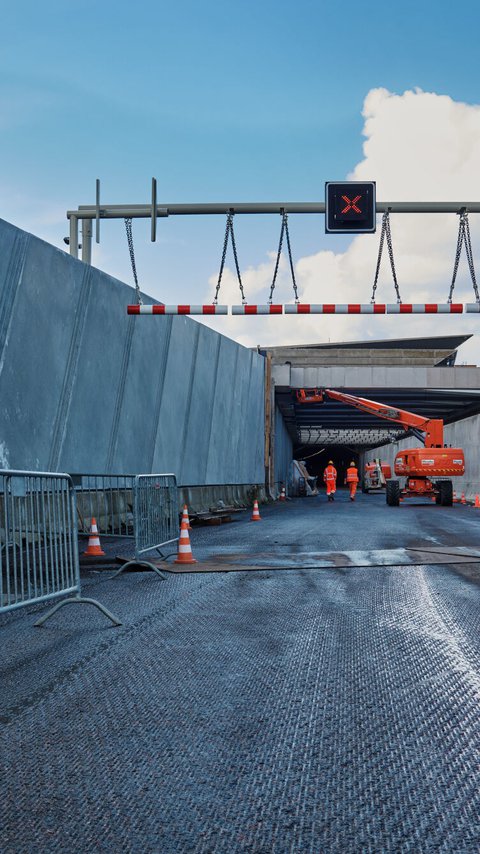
left=0, top=217, right=279, bottom=493
left=363, top=413, right=480, bottom=500
left=274, top=404, right=293, bottom=493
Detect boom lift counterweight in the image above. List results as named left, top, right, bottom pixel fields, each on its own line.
left=296, top=388, right=465, bottom=506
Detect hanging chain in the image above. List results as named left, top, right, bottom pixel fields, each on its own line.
left=269, top=213, right=285, bottom=302
left=269, top=211, right=299, bottom=303
left=214, top=212, right=246, bottom=304
left=448, top=210, right=479, bottom=303
left=371, top=211, right=401, bottom=303
left=124, top=218, right=142, bottom=305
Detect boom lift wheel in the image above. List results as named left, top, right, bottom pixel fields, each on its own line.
left=439, top=480, right=453, bottom=507
left=386, top=479, right=400, bottom=506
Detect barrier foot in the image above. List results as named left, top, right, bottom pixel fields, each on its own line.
left=111, top=559, right=167, bottom=580
left=34, top=596, right=122, bottom=628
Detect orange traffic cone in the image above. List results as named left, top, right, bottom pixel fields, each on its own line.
left=461, top=492, right=466, bottom=504
left=279, top=486, right=286, bottom=501
left=174, top=519, right=197, bottom=564
left=453, top=490, right=458, bottom=503
left=84, top=518, right=105, bottom=556
left=182, top=504, right=192, bottom=530
left=431, top=494, right=436, bottom=502
left=251, top=499, right=262, bottom=521
left=475, top=494, right=480, bottom=508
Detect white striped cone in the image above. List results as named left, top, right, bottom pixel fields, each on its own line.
left=174, top=520, right=197, bottom=564
left=182, top=504, right=192, bottom=530
left=84, top=517, right=105, bottom=556
left=279, top=486, right=286, bottom=501
left=461, top=492, right=466, bottom=504
left=453, top=491, right=458, bottom=502
left=251, top=500, right=261, bottom=521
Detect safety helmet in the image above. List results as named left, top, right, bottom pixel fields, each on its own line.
left=328, top=460, right=333, bottom=465
left=350, top=461, right=356, bottom=466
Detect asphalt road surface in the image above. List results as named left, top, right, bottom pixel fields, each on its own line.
left=1, top=491, right=479, bottom=853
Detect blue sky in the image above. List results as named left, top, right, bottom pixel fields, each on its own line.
left=2, top=1, right=480, bottom=353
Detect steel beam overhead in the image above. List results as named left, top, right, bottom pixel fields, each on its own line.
left=68, top=201, right=480, bottom=221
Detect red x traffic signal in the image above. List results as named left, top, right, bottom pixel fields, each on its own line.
left=325, top=182, right=376, bottom=233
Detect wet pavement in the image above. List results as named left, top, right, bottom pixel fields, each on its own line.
left=1, top=491, right=479, bottom=852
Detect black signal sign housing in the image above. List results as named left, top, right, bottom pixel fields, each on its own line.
left=325, top=181, right=376, bottom=233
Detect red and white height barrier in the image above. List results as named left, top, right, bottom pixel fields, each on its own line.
left=127, top=304, right=228, bottom=315
left=128, top=302, right=471, bottom=316
left=232, top=305, right=283, bottom=315
left=386, top=303, right=463, bottom=313
left=285, top=304, right=387, bottom=314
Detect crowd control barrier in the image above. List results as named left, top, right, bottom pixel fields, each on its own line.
left=0, top=470, right=120, bottom=627
left=72, top=474, right=136, bottom=537
left=114, top=474, right=179, bottom=579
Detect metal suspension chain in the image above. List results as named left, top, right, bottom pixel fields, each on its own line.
left=371, top=211, right=401, bottom=303
left=448, top=210, right=479, bottom=303
left=124, top=218, right=142, bottom=304
left=269, top=211, right=299, bottom=304
left=214, top=212, right=246, bottom=304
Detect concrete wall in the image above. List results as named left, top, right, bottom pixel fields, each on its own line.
left=363, top=413, right=480, bottom=500
left=273, top=404, right=293, bottom=492
left=0, top=217, right=271, bottom=489
left=273, top=363, right=480, bottom=390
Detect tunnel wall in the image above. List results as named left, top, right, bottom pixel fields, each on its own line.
left=0, top=217, right=271, bottom=491
left=273, top=404, right=293, bottom=493
left=363, top=413, right=480, bottom=500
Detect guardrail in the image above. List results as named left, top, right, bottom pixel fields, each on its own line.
left=114, top=474, right=178, bottom=579
left=0, top=470, right=120, bottom=627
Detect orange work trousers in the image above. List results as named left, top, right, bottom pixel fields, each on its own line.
left=326, top=480, right=336, bottom=496
left=348, top=482, right=358, bottom=499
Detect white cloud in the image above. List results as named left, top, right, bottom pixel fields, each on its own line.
left=200, top=87, right=480, bottom=363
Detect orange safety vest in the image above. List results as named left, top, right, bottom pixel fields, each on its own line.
left=324, top=465, right=337, bottom=482
left=346, top=466, right=359, bottom=483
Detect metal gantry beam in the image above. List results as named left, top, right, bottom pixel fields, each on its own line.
left=66, top=179, right=480, bottom=259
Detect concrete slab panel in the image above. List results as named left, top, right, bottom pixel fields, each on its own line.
left=179, top=325, right=222, bottom=485
left=0, top=218, right=267, bottom=484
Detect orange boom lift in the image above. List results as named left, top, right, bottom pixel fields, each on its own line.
left=296, top=388, right=465, bottom=506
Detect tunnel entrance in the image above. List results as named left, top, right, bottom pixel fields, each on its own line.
left=295, top=447, right=360, bottom=489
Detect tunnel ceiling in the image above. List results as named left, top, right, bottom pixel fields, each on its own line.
left=275, top=388, right=480, bottom=450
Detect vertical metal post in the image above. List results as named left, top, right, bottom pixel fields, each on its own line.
left=69, top=216, right=79, bottom=259
left=81, top=219, right=92, bottom=264
left=95, top=178, right=101, bottom=244
left=151, top=177, right=157, bottom=242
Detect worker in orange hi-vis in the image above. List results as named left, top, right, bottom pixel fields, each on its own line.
left=345, top=461, right=359, bottom=501
left=323, top=460, right=337, bottom=501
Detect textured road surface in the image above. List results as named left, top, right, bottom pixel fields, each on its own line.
left=1, top=492, right=479, bottom=853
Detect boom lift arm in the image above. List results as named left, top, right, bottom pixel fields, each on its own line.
left=321, top=389, right=444, bottom=447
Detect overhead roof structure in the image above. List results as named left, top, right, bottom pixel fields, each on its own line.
left=268, top=336, right=480, bottom=449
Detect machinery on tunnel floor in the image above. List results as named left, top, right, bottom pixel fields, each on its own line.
left=363, top=460, right=392, bottom=492
left=296, top=388, right=465, bottom=506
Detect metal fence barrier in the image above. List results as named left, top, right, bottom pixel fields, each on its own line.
left=114, top=474, right=179, bottom=579
left=0, top=470, right=120, bottom=627
left=71, top=474, right=135, bottom=537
